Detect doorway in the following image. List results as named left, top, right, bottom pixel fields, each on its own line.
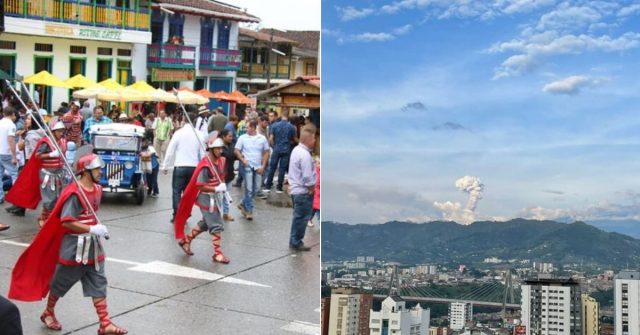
left=34, top=56, right=53, bottom=111
left=208, top=77, right=231, bottom=115
left=97, top=59, right=112, bottom=82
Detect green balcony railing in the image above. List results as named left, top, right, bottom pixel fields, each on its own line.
left=5, top=0, right=150, bottom=31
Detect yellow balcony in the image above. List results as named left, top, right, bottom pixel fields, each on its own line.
left=5, top=0, right=150, bottom=31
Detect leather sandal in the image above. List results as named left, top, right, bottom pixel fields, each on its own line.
left=40, top=311, right=62, bottom=330
left=178, top=240, right=194, bottom=256
left=212, top=253, right=230, bottom=264
left=97, top=322, right=128, bottom=334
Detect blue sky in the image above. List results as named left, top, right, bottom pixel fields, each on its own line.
left=322, top=0, right=640, bottom=224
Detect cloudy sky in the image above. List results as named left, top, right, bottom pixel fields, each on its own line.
left=322, top=0, right=640, bottom=224
left=229, top=0, right=320, bottom=30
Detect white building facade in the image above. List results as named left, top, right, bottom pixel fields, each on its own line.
left=615, top=271, right=640, bottom=335
left=521, top=278, right=582, bottom=335
left=449, top=302, right=473, bottom=331
left=369, top=296, right=430, bottom=335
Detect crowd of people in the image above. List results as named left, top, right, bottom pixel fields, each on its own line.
left=0, top=88, right=320, bottom=334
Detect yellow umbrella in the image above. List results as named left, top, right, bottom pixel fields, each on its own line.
left=98, top=78, right=124, bottom=91
left=165, top=90, right=209, bottom=104
left=126, top=80, right=155, bottom=92
left=144, top=88, right=175, bottom=102
left=64, top=74, right=98, bottom=88
left=72, top=86, right=114, bottom=99
left=97, top=87, right=148, bottom=102
left=24, top=70, right=72, bottom=88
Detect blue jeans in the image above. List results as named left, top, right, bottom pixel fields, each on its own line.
left=223, top=181, right=232, bottom=214
left=145, top=167, right=159, bottom=195
left=241, top=166, right=262, bottom=213
left=265, top=151, right=289, bottom=190
left=0, top=155, right=17, bottom=201
left=290, top=193, right=313, bottom=248
left=172, top=166, right=195, bottom=215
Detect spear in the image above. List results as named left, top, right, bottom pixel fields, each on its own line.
left=171, top=89, right=232, bottom=211
left=5, top=79, right=109, bottom=240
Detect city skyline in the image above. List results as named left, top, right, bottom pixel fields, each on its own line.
left=322, top=0, right=640, bottom=224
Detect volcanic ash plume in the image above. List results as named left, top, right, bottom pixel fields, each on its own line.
left=433, top=176, right=484, bottom=225
left=455, top=176, right=484, bottom=212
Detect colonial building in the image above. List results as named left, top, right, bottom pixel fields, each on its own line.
left=146, top=0, right=258, bottom=112
left=0, top=0, right=152, bottom=110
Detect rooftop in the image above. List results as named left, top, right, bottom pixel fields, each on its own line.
left=616, top=271, right=640, bottom=280
left=260, top=29, right=319, bottom=52
left=239, top=28, right=298, bottom=44
left=152, top=0, right=260, bottom=22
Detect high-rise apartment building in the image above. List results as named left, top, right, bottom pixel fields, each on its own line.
left=581, top=294, right=598, bottom=335
left=449, top=302, right=473, bottom=331
left=369, top=295, right=430, bottom=335
left=328, top=288, right=372, bottom=335
left=521, top=277, right=582, bottom=335
left=615, top=271, right=640, bottom=335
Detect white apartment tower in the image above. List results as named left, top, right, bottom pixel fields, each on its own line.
left=449, top=302, right=473, bottom=331
left=521, top=278, right=582, bottom=335
left=615, top=271, right=640, bottom=335
left=369, top=295, right=430, bottom=335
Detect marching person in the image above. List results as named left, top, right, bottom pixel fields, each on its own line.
left=9, top=153, right=128, bottom=334
left=6, top=122, right=67, bottom=227
left=288, top=125, right=317, bottom=251
left=175, top=137, right=230, bottom=264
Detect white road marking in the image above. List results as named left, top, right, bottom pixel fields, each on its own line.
left=129, top=261, right=271, bottom=288
left=107, top=257, right=143, bottom=266
left=280, top=320, right=320, bottom=335
left=0, top=240, right=29, bottom=247
left=1, top=240, right=270, bottom=288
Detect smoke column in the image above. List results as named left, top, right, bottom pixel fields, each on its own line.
left=455, top=176, right=484, bottom=212
left=433, top=176, right=484, bottom=225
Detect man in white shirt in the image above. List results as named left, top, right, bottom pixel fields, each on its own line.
left=162, top=112, right=205, bottom=222
left=194, top=105, right=210, bottom=139
left=0, top=107, right=18, bottom=204
left=234, top=120, right=270, bottom=220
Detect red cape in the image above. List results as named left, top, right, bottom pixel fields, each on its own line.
left=6, top=137, right=65, bottom=209
left=174, top=156, right=225, bottom=240
left=8, top=183, right=88, bottom=301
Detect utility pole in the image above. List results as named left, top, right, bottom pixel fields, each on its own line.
left=265, top=28, right=273, bottom=90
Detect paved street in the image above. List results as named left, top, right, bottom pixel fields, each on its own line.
left=0, top=172, right=320, bottom=334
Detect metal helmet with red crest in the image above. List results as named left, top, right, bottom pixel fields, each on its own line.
left=76, top=153, right=105, bottom=174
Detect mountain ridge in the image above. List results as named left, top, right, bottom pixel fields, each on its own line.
left=322, top=219, right=640, bottom=267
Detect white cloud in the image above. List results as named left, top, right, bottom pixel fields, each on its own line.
left=542, top=75, right=602, bottom=95
left=490, top=31, right=640, bottom=55
left=394, top=24, right=413, bottom=35
left=536, top=5, right=601, bottom=32
left=500, top=0, right=557, bottom=14
left=618, top=4, right=640, bottom=17
left=353, top=32, right=395, bottom=42
left=492, top=54, right=538, bottom=79
left=336, top=6, right=375, bottom=21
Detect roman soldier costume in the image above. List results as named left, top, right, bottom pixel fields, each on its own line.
left=175, top=138, right=229, bottom=263
left=9, top=153, right=127, bottom=334
left=6, top=122, right=67, bottom=226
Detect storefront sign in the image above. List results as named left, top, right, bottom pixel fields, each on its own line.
left=151, top=68, right=195, bottom=82
left=45, top=24, right=122, bottom=41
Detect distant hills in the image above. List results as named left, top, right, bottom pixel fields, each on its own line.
left=322, top=219, right=640, bottom=267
